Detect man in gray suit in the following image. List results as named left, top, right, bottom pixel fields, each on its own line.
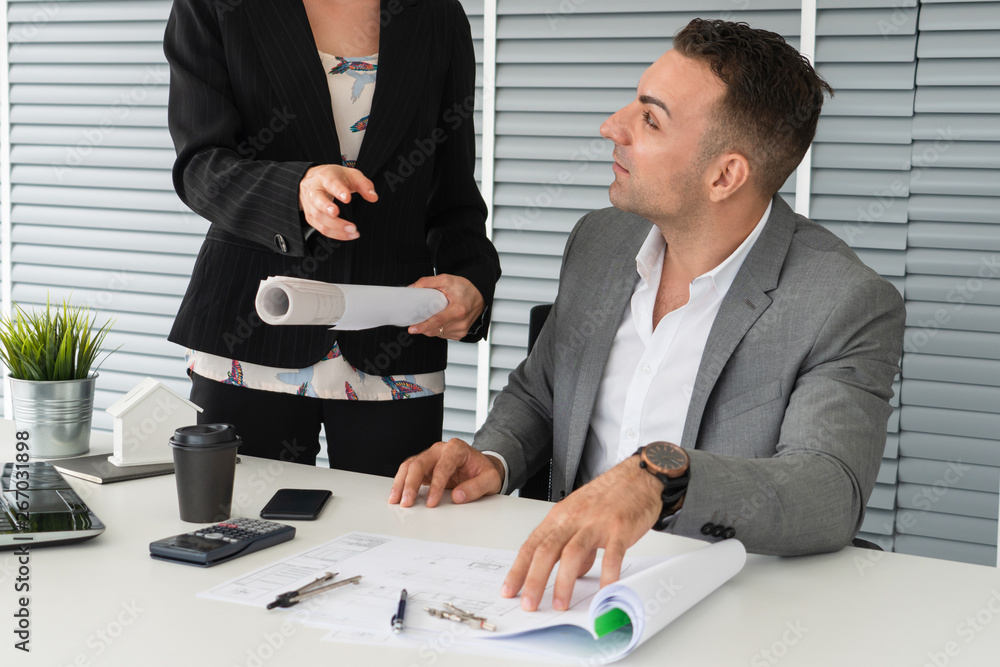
left=390, top=19, right=905, bottom=612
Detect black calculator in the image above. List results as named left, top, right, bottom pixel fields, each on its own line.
left=149, top=517, right=295, bottom=567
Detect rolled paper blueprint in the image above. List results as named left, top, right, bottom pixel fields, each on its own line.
left=255, top=276, right=448, bottom=330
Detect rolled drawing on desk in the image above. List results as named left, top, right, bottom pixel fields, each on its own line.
left=254, top=276, right=448, bottom=330
left=472, top=538, right=747, bottom=664
left=198, top=531, right=746, bottom=664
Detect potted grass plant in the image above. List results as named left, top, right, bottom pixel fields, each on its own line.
left=0, top=298, right=116, bottom=459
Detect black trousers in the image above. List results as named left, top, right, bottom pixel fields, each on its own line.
left=189, top=372, right=443, bottom=477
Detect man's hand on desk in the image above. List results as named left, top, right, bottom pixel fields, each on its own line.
left=501, top=456, right=662, bottom=613
left=389, top=438, right=504, bottom=508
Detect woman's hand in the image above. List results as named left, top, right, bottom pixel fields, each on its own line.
left=299, top=164, right=378, bottom=240
left=408, top=275, right=485, bottom=340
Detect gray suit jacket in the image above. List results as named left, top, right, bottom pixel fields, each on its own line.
left=473, top=196, right=905, bottom=556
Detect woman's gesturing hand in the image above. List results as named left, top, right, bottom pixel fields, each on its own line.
left=299, top=164, right=378, bottom=240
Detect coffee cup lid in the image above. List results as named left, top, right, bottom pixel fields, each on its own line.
left=170, top=423, right=240, bottom=448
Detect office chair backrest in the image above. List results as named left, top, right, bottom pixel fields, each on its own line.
left=527, top=303, right=552, bottom=355
left=517, top=304, right=554, bottom=502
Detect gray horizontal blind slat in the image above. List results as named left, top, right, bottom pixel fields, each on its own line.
left=919, top=3, right=1000, bottom=30
left=900, top=431, right=1000, bottom=467
left=12, top=165, right=173, bottom=190
left=916, top=31, right=1000, bottom=59
left=497, top=12, right=801, bottom=39
left=10, top=105, right=167, bottom=126
left=11, top=126, right=172, bottom=147
left=12, top=146, right=174, bottom=168
left=905, top=275, right=1000, bottom=306
left=499, top=0, right=801, bottom=12
left=9, top=23, right=168, bottom=43
left=10, top=84, right=168, bottom=105
left=12, top=244, right=196, bottom=276
left=9, top=43, right=167, bottom=63
left=899, top=457, right=1000, bottom=494
left=894, top=534, right=996, bottom=567
left=7, top=2, right=171, bottom=22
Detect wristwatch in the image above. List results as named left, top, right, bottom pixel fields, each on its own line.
left=635, top=442, right=690, bottom=530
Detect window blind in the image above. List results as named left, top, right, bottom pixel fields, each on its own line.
left=813, top=0, right=919, bottom=551
left=895, top=0, right=1000, bottom=566
left=7, top=0, right=191, bottom=431
left=5, top=0, right=486, bottom=453
left=488, top=0, right=800, bottom=402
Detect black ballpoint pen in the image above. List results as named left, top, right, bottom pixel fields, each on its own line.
left=392, top=589, right=407, bottom=633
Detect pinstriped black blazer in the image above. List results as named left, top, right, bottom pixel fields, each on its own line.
left=163, top=0, right=500, bottom=375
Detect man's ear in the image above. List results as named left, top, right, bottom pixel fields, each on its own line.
left=707, top=152, right=751, bottom=203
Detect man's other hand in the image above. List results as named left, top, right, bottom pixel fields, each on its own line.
left=501, top=456, right=662, bottom=612
left=389, top=438, right=504, bottom=508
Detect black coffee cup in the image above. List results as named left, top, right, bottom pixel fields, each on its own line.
left=169, top=424, right=241, bottom=523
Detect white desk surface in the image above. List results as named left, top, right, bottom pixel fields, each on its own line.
left=2, top=447, right=1000, bottom=666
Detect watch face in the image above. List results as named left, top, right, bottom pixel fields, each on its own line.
left=644, top=442, right=688, bottom=473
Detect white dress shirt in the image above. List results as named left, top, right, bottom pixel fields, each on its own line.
left=486, top=203, right=770, bottom=495
left=578, top=202, right=771, bottom=485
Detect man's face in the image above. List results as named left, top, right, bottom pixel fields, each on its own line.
left=599, top=50, right=727, bottom=224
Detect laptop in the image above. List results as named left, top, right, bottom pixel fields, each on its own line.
left=0, top=461, right=106, bottom=548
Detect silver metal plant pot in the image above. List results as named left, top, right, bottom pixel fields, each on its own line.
left=8, top=374, right=97, bottom=459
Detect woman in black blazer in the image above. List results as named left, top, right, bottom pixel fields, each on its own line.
left=163, top=0, right=500, bottom=476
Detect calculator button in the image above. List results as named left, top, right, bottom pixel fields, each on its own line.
left=203, top=532, right=224, bottom=540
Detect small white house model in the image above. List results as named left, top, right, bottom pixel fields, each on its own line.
left=105, top=378, right=202, bottom=466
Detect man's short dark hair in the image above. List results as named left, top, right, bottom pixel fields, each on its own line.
left=674, top=18, right=834, bottom=198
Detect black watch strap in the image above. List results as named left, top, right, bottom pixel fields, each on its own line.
left=634, top=445, right=689, bottom=531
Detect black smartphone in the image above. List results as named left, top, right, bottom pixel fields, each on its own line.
left=260, top=488, right=333, bottom=520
